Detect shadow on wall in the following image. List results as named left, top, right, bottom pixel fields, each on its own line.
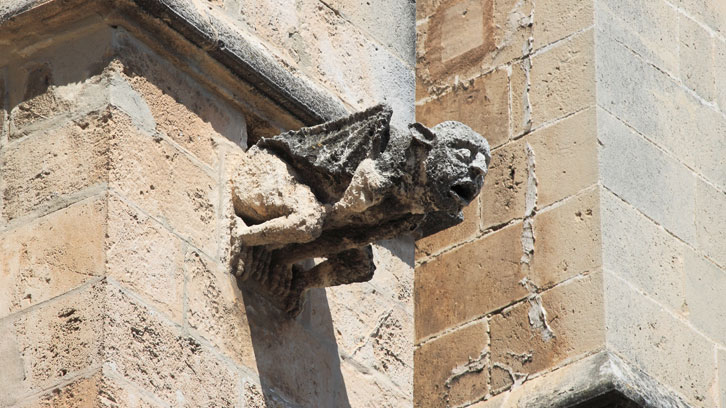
left=241, top=281, right=352, bottom=407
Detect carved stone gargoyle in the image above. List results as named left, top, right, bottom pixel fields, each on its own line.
left=228, top=105, right=490, bottom=316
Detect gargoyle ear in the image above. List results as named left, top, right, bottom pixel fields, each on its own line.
left=409, top=123, right=436, bottom=147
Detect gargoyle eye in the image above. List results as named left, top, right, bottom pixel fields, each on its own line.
left=454, top=148, right=472, bottom=162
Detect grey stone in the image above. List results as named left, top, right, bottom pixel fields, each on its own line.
left=228, top=105, right=490, bottom=316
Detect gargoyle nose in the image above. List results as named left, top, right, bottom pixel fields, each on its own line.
left=471, top=153, right=488, bottom=177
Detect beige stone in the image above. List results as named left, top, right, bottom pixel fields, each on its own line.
left=720, top=349, right=726, bottom=407
left=695, top=178, right=726, bottom=268
left=684, top=252, right=726, bottom=345
left=530, top=29, right=595, bottom=127
left=0, top=195, right=106, bottom=318
left=675, top=0, right=726, bottom=33
left=716, top=37, right=726, bottom=111
left=534, top=0, right=593, bottom=50
left=1, top=111, right=110, bottom=221
left=416, top=196, right=480, bottom=257
left=414, top=321, right=488, bottom=408
left=479, top=139, right=528, bottom=229
left=490, top=0, right=533, bottom=68
left=416, top=223, right=527, bottom=340
left=340, top=361, right=411, bottom=408
left=108, top=108, right=219, bottom=257
left=530, top=188, right=602, bottom=288
left=489, top=272, right=604, bottom=392
left=528, top=108, right=598, bottom=208
left=680, top=15, right=715, bottom=102
left=510, top=60, right=531, bottom=138
left=105, top=193, right=185, bottom=324
left=416, top=68, right=510, bottom=149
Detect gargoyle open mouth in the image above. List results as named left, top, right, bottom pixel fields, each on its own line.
left=450, top=181, right=478, bottom=204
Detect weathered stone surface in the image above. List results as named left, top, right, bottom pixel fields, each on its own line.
left=720, top=349, right=726, bottom=407
left=490, top=272, right=604, bottom=392
left=1, top=111, right=110, bottom=221
left=416, top=223, right=527, bottom=340
left=340, top=360, right=411, bottom=408
left=530, top=29, right=595, bottom=127
left=597, top=36, right=726, bottom=190
left=416, top=68, right=510, bottom=149
left=479, top=140, right=528, bottom=229
left=108, top=109, right=219, bottom=257
left=695, top=180, right=726, bottom=268
left=528, top=108, right=598, bottom=208
left=680, top=15, right=715, bottom=102
left=105, top=193, right=185, bottom=324
left=605, top=271, right=717, bottom=406
left=601, top=190, right=688, bottom=314
left=684, top=252, right=726, bottom=345
left=674, top=0, right=726, bottom=33
left=595, top=0, right=679, bottom=75
left=0, top=195, right=106, bottom=318
left=414, top=321, right=488, bottom=408
left=716, top=36, right=726, bottom=111
left=534, top=0, right=593, bottom=50
left=530, top=188, right=601, bottom=288
left=416, top=197, right=480, bottom=257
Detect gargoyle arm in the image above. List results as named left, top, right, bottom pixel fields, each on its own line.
left=234, top=207, right=326, bottom=247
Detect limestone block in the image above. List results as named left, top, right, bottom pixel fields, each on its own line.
left=530, top=188, right=601, bottom=288
left=605, top=271, right=717, bottom=406
left=369, top=238, right=414, bottom=308
left=674, top=0, right=726, bottom=33
left=186, top=248, right=257, bottom=370
left=716, top=37, right=726, bottom=111
left=108, top=109, right=219, bottom=257
left=416, top=68, right=510, bottom=149
left=596, top=36, right=726, bottom=189
left=1, top=68, right=6, bottom=146
left=489, top=272, right=604, bottom=392
left=533, top=0, right=593, bottom=50
left=103, top=281, right=242, bottom=407
left=416, top=197, right=480, bottom=257
left=339, top=361, right=411, bottom=408
left=720, top=349, right=726, bottom=407
left=415, top=223, right=527, bottom=341
left=695, top=169, right=726, bottom=268
left=105, top=193, right=185, bottom=324
left=1, top=111, right=110, bottom=222
left=529, top=29, right=595, bottom=127
left=595, top=0, right=679, bottom=75
left=598, top=109, right=698, bottom=244
left=528, top=108, right=598, bottom=208
left=321, top=0, right=416, bottom=65
left=680, top=15, right=716, bottom=102
left=0, top=195, right=106, bottom=318
left=479, top=140, right=528, bottom=229
left=509, top=60, right=530, bottom=138
left=601, top=190, right=688, bottom=314
left=0, top=280, right=106, bottom=406
left=491, top=0, right=533, bottom=68
left=685, top=252, right=726, bottom=346
left=414, top=321, right=488, bottom=408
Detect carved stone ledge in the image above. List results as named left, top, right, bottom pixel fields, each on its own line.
left=228, top=105, right=491, bottom=316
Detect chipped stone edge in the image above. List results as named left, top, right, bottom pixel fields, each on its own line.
left=518, top=351, right=691, bottom=408
left=0, top=0, right=349, bottom=126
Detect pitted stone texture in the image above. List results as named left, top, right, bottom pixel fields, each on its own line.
left=414, top=322, right=489, bottom=408
left=533, top=0, right=593, bottom=50
left=479, top=140, right=528, bottom=229
left=0, top=195, right=106, bottom=318
left=416, top=198, right=480, bottom=257
left=684, top=253, right=726, bottom=346
left=673, top=0, right=726, bottom=33
left=679, top=15, right=716, bottom=102
left=416, top=223, right=527, bottom=341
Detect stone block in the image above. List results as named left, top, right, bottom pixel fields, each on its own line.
left=695, top=178, right=726, bottom=268
left=415, top=223, right=527, bottom=341
left=685, top=252, right=726, bottom=346
left=414, top=321, right=488, bottom=408
left=370, top=238, right=415, bottom=307
left=530, top=188, right=601, bottom=288
left=480, top=139, right=528, bottom=229
left=529, top=29, right=595, bottom=127
left=0, top=195, right=106, bottom=319
left=186, top=248, right=257, bottom=370
left=534, top=0, right=593, bottom=50
left=601, top=190, right=688, bottom=314
left=416, top=196, right=480, bottom=257
left=597, top=36, right=726, bottom=190
left=105, top=193, right=185, bottom=324
left=0, top=280, right=106, bottom=406
left=489, top=272, right=604, bottom=392
left=595, top=0, right=679, bottom=75
left=674, top=0, right=726, bottom=33
left=416, top=68, right=510, bottom=149
left=716, top=37, right=726, bottom=111
left=510, top=60, right=531, bottom=138
left=528, top=108, right=598, bottom=208
left=598, top=109, right=698, bottom=244
left=1, top=68, right=6, bottom=146
left=605, top=270, right=717, bottom=406
left=1, top=110, right=110, bottom=222
left=720, top=349, right=726, bottom=407
left=340, top=361, right=411, bottom=408
left=108, top=109, right=219, bottom=257
left=491, top=0, right=533, bottom=67
left=680, top=15, right=715, bottom=102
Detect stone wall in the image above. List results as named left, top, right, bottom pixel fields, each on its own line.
left=415, top=0, right=724, bottom=407
left=0, top=1, right=416, bottom=406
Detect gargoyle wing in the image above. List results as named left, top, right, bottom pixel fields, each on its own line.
left=256, top=104, right=392, bottom=203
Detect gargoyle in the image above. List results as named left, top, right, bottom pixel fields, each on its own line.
left=228, top=105, right=490, bottom=316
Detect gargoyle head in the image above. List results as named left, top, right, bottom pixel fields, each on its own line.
left=413, top=121, right=491, bottom=214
